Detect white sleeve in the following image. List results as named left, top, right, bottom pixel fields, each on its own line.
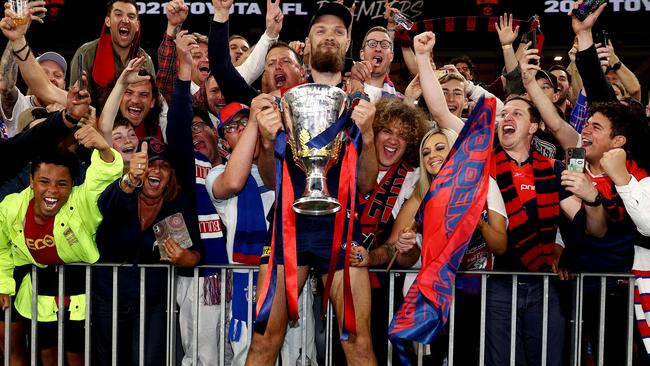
left=466, top=81, right=504, bottom=116
left=234, top=31, right=278, bottom=85
left=486, top=177, right=507, bottom=223
left=616, top=176, right=650, bottom=236
left=158, top=99, right=169, bottom=143
left=0, top=88, right=36, bottom=137
left=205, top=164, right=229, bottom=203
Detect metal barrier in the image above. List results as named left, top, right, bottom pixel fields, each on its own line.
left=1, top=265, right=638, bottom=366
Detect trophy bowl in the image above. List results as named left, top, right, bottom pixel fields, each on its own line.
left=281, top=84, right=348, bottom=215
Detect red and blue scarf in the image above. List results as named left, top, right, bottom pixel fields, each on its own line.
left=388, top=97, right=496, bottom=365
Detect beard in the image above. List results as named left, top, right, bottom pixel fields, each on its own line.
left=310, top=42, right=345, bottom=73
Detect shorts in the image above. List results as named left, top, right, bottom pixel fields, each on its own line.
left=16, top=310, right=85, bottom=353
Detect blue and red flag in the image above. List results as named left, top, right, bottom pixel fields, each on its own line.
left=388, top=96, right=496, bottom=365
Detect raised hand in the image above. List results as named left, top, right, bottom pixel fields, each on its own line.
left=175, top=30, right=199, bottom=67
left=212, top=0, right=234, bottom=22
left=265, top=0, right=283, bottom=38
left=351, top=99, right=375, bottom=138
left=413, top=31, right=435, bottom=56
left=288, top=40, right=305, bottom=56
left=118, top=56, right=150, bottom=85
left=66, top=72, right=91, bottom=120
left=0, top=0, right=46, bottom=41
left=128, top=141, right=148, bottom=186
left=496, top=13, right=519, bottom=46
left=350, top=61, right=373, bottom=83
left=600, top=148, right=630, bottom=186
left=166, top=0, right=188, bottom=28
left=74, top=124, right=110, bottom=152
left=569, top=0, right=607, bottom=36
left=253, top=94, right=283, bottom=141
left=518, top=46, right=541, bottom=86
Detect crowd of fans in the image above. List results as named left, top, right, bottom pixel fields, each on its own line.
left=0, top=0, right=649, bottom=365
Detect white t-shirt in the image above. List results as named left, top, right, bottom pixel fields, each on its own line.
left=205, top=164, right=275, bottom=264
left=0, top=87, right=38, bottom=138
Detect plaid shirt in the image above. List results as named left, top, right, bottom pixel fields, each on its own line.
left=156, top=34, right=177, bottom=104
left=569, top=92, right=589, bottom=133
left=157, top=34, right=210, bottom=114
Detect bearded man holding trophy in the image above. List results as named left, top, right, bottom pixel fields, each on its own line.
left=244, top=3, right=379, bottom=366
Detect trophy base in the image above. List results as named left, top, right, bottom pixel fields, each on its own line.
left=293, top=196, right=341, bottom=216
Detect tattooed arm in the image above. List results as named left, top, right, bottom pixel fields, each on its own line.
left=0, top=43, right=19, bottom=122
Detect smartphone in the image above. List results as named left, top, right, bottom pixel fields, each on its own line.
left=77, top=54, right=85, bottom=92
left=528, top=29, right=538, bottom=66
left=573, top=0, right=608, bottom=21
left=567, top=147, right=586, bottom=173
left=434, top=69, right=449, bottom=79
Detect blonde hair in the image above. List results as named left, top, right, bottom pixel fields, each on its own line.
left=414, top=127, right=459, bottom=200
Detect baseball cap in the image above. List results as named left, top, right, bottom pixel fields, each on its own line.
left=36, top=52, right=68, bottom=77
left=308, top=2, right=352, bottom=33
left=138, top=137, right=169, bottom=162
left=535, top=70, right=559, bottom=92
left=217, top=102, right=250, bottom=130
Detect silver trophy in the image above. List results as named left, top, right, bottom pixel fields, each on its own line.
left=281, top=84, right=348, bottom=216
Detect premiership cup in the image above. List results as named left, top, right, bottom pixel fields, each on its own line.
left=281, top=84, right=348, bottom=216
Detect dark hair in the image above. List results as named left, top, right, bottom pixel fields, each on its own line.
left=450, top=56, right=473, bottom=71
left=590, top=102, right=650, bottom=173
left=31, top=148, right=80, bottom=180
left=373, top=97, right=429, bottom=166
left=549, top=64, right=572, bottom=84
left=505, top=94, right=542, bottom=125
left=193, top=108, right=213, bottom=128
left=106, top=0, right=138, bottom=17
left=137, top=69, right=162, bottom=137
left=362, top=26, right=392, bottom=48
left=266, top=42, right=304, bottom=66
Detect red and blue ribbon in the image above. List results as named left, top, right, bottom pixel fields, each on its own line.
left=388, top=96, right=496, bottom=365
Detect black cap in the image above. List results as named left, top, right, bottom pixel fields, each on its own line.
left=308, top=2, right=352, bottom=33
left=535, top=70, right=559, bottom=92
left=138, top=137, right=170, bottom=162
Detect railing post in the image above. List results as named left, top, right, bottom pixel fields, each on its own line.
left=111, top=266, right=118, bottom=366
left=541, top=275, right=549, bottom=366
left=139, top=267, right=146, bottom=366
left=510, top=274, right=518, bottom=366
left=479, top=274, right=487, bottom=366
left=598, top=276, right=607, bottom=366
left=192, top=267, right=199, bottom=365
left=387, top=271, right=395, bottom=366
left=448, top=278, right=456, bottom=366
left=3, top=296, right=12, bottom=366
left=84, top=266, right=92, bottom=366
left=30, top=266, right=38, bottom=366
left=57, top=266, right=65, bottom=366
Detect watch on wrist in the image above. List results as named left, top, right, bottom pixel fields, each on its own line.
left=121, top=174, right=143, bottom=189
left=584, top=191, right=603, bottom=207
left=63, top=110, right=80, bottom=124
left=611, top=61, right=622, bottom=71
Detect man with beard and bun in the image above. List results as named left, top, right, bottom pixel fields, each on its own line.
left=244, top=2, right=379, bottom=365
left=349, top=26, right=401, bottom=102
left=414, top=30, right=601, bottom=366
left=70, top=0, right=155, bottom=110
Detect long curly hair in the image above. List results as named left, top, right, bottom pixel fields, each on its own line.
left=372, top=98, right=429, bottom=167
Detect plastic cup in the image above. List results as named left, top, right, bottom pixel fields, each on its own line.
left=8, top=0, right=29, bottom=25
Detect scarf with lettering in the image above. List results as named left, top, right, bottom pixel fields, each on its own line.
left=494, top=147, right=559, bottom=271
left=194, top=152, right=229, bottom=305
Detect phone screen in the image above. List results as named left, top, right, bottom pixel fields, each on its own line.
left=567, top=147, right=586, bottom=173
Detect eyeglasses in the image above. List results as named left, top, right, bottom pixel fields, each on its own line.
left=191, top=121, right=210, bottom=133
left=364, top=39, right=392, bottom=50
left=223, top=118, right=248, bottom=134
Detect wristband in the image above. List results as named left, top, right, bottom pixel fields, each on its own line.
left=611, top=61, right=622, bottom=71
left=584, top=191, right=603, bottom=207
left=121, top=174, right=143, bottom=189
left=501, top=44, right=513, bottom=50
left=63, top=110, right=80, bottom=125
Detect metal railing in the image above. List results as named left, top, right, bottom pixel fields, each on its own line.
left=1, top=265, right=638, bottom=366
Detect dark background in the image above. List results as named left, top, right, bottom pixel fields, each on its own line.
left=5, top=0, right=650, bottom=101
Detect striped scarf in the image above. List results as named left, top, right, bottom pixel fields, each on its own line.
left=494, top=148, right=560, bottom=271
left=590, top=160, right=649, bottom=223
left=194, top=152, right=229, bottom=305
